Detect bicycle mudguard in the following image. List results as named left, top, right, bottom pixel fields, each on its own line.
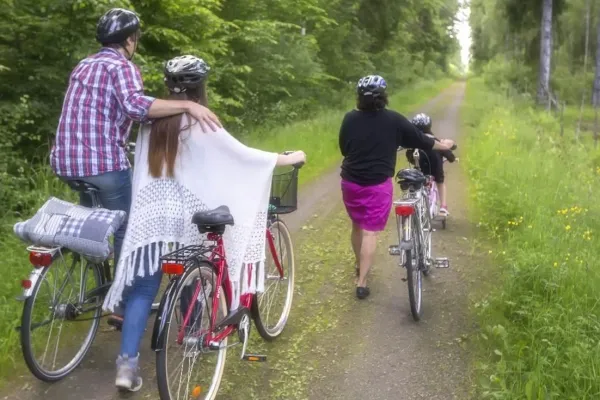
left=151, top=276, right=179, bottom=352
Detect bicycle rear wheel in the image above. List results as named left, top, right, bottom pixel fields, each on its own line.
left=156, top=261, right=228, bottom=400
left=405, top=247, right=423, bottom=321
left=252, top=218, right=295, bottom=341
left=20, top=252, right=103, bottom=381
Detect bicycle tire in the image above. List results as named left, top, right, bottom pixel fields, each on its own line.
left=405, top=247, right=423, bottom=321
left=20, top=258, right=102, bottom=382
left=421, top=195, right=433, bottom=277
left=252, top=218, right=295, bottom=341
left=156, top=261, right=228, bottom=400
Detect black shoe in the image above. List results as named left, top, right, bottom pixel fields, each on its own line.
left=356, top=286, right=370, bottom=299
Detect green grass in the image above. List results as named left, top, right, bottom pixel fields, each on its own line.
left=0, top=78, right=452, bottom=386
left=463, top=77, right=600, bottom=399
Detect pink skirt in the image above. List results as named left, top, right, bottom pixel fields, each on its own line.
left=341, top=178, right=393, bottom=232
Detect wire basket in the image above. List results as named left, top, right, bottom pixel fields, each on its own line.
left=269, top=166, right=299, bottom=214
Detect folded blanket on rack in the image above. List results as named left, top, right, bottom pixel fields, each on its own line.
left=13, top=197, right=126, bottom=263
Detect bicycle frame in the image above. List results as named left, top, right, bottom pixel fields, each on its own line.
left=151, top=225, right=284, bottom=351
left=410, top=148, right=440, bottom=221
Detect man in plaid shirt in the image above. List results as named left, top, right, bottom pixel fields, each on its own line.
left=50, top=8, right=220, bottom=273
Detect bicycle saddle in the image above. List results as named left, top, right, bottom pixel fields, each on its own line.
left=65, top=180, right=101, bottom=193
left=192, top=206, right=235, bottom=234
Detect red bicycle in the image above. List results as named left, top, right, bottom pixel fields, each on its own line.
left=151, top=160, right=302, bottom=400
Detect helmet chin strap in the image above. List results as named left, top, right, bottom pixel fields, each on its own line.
left=121, top=38, right=138, bottom=61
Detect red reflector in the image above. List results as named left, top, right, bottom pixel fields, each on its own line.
left=29, top=252, right=52, bottom=268
left=21, top=279, right=32, bottom=289
left=395, top=205, right=415, bottom=216
left=162, top=262, right=185, bottom=275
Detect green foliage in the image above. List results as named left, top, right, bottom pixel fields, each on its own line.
left=0, top=0, right=459, bottom=217
left=470, top=0, right=595, bottom=105
left=464, top=77, right=600, bottom=399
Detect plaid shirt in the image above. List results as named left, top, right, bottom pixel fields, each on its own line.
left=50, top=47, right=155, bottom=177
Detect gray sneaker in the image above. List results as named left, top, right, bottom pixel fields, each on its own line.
left=115, top=354, right=143, bottom=392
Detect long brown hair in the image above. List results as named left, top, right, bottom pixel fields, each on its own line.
left=148, top=83, right=208, bottom=178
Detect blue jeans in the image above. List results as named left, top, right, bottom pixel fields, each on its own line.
left=120, top=267, right=163, bottom=357
left=60, top=169, right=132, bottom=266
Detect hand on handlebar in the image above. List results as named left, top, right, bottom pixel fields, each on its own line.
left=438, top=139, right=455, bottom=150
left=281, top=150, right=306, bottom=168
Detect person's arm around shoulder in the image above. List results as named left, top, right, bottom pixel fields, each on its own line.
left=112, top=61, right=221, bottom=132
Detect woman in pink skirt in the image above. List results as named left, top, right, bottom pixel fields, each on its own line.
left=339, top=75, right=455, bottom=299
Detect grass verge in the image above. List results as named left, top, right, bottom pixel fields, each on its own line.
left=0, top=78, right=452, bottom=386
left=463, top=77, right=600, bottom=399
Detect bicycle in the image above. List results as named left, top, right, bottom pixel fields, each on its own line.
left=389, top=148, right=453, bottom=321
left=150, top=155, right=303, bottom=400
left=15, top=142, right=159, bottom=382
left=398, top=145, right=458, bottom=230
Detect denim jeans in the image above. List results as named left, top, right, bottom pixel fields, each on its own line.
left=60, top=169, right=132, bottom=266
left=120, top=268, right=163, bottom=357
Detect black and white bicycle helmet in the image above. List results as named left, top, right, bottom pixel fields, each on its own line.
left=164, top=55, right=211, bottom=93
left=411, top=113, right=432, bottom=133
left=96, top=8, right=140, bottom=45
left=356, top=75, right=387, bottom=97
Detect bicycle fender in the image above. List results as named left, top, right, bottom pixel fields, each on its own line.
left=151, top=277, right=179, bottom=352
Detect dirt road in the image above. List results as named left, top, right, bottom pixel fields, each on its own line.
left=308, top=82, right=471, bottom=400
left=2, top=82, right=472, bottom=400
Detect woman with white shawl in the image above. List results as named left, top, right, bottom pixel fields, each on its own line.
left=103, top=55, right=306, bottom=392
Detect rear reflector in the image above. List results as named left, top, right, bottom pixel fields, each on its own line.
left=162, top=262, right=185, bottom=275
left=21, top=280, right=32, bottom=289
left=29, top=252, right=52, bottom=268
left=395, top=205, right=415, bottom=216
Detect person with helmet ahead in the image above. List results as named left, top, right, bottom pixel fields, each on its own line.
left=105, top=54, right=306, bottom=392
left=407, top=113, right=456, bottom=216
left=49, top=8, right=221, bottom=327
left=338, top=75, right=454, bottom=299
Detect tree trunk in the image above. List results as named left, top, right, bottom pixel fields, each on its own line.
left=537, top=0, right=553, bottom=106
left=577, top=0, right=592, bottom=138
left=594, top=8, right=600, bottom=106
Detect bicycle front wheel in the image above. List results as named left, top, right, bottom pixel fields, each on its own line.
left=252, top=218, right=295, bottom=341
left=156, top=261, right=228, bottom=400
left=20, top=253, right=103, bottom=381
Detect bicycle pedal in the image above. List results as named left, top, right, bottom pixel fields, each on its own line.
left=434, top=258, right=450, bottom=268
left=388, top=245, right=401, bottom=256
left=242, top=354, right=267, bottom=362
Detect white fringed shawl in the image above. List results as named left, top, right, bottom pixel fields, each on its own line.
left=102, top=119, right=277, bottom=312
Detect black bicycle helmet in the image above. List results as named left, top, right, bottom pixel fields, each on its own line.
left=396, top=168, right=426, bottom=191
left=96, top=8, right=140, bottom=45
left=411, top=113, right=432, bottom=133
left=356, top=75, right=387, bottom=97
left=164, top=55, right=210, bottom=93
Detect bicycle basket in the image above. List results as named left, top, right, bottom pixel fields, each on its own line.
left=269, top=166, right=299, bottom=214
